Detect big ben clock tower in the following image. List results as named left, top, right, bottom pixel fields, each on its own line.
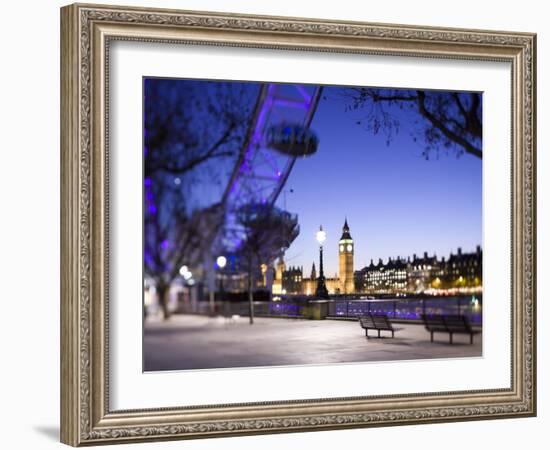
left=338, top=219, right=354, bottom=294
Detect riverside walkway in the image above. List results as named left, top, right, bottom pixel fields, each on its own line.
left=144, top=314, right=482, bottom=372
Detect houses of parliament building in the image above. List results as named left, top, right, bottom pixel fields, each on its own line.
left=272, top=219, right=355, bottom=296
left=271, top=218, right=482, bottom=296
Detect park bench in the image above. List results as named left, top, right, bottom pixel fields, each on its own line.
left=359, top=313, right=401, bottom=338
left=421, top=314, right=480, bottom=344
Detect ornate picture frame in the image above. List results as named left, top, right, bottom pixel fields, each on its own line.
left=60, top=3, right=536, bottom=446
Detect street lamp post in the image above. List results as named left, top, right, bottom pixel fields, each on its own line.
left=216, top=255, right=227, bottom=301
left=315, top=225, right=330, bottom=299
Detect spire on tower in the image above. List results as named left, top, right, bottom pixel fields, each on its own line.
left=340, top=218, right=352, bottom=240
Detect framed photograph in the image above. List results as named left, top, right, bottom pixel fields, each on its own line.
left=60, top=3, right=536, bottom=446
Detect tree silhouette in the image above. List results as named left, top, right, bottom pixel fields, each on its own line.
left=144, top=79, right=258, bottom=319
left=236, top=204, right=300, bottom=324
left=342, top=88, right=482, bottom=160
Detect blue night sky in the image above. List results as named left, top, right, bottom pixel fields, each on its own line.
left=274, top=86, right=482, bottom=276
left=145, top=79, right=482, bottom=277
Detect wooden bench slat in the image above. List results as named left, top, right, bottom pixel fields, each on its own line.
left=421, top=314, right=479, bottom=344
left=359, top=313, right=400, bottom=338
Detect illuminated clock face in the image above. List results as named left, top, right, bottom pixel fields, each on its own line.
left=347, top=244, right=353, bottom=252
left=339, top=245, right=344, bottom=252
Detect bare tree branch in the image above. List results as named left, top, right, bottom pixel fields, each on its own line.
left=342, top=87, right=483, bottom=160
left=145, top=122, right=238, bottom=177
left=416, top=91, right=482, bottom=159
left=143, top=79, right=258, bottom=319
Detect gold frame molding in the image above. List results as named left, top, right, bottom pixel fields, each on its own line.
left=60, top=3, right=537, bottom=446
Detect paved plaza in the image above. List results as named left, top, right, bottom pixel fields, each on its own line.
left=144, top=314, right=482, bottom=371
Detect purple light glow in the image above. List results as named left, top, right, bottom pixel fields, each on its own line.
left=273, top=99, right=309, bottom=110
left=144, top=250, right=154, bottom=267
left=295, top=85, right=312, bottom=103
left=160, top=240, right=169, bottom=249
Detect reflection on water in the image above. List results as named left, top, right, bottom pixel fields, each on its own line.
left=333, top=297, right=482, bottom=324
left=170, top=296, right=482, bottom=325
left=269, top=296, right=483, bottom=325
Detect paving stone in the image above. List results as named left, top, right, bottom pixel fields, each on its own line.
left=144, top=314, right=482, bottom=372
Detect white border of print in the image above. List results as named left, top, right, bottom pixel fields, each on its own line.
left=109, top=41, right=510, bottom=411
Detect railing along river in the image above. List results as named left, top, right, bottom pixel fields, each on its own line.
left=175, top=296, right=482, bottom=325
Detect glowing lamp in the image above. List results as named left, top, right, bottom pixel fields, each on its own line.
left=216, top=255, right=227, bottom=269
left=316, top=225, right=326, bottom=244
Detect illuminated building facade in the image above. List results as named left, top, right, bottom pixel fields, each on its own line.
left=441, top=246, right=482, bottom=289
left=338, top=219, right=355, bottom=294
left=282, top=266, right=303, bottom=294
left=271, top=260, right=340, bottom=295
left=272, top=257, right=286, bottom=295
left=407, top=252, right=441, bottom=292
left=273, top=220, right=355, bottom=296
left=272, top=215, right=482, bottom=297
left=355, top=257, right=408, bottom=294
left=354, top=246, right=482, bottom=294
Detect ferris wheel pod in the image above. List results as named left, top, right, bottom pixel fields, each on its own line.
left=236, top=202, right=286, bottom=224
left=266, top=124, right=319, bottom=156
left=236, top=203, right=298, bottom=234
